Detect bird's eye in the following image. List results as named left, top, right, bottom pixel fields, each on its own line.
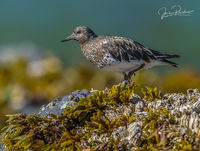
left=76, top=30, right=81, bottom=34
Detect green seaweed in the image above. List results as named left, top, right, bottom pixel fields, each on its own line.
left=0, top=84, right=200, bottom=150
left=139, top=108, right=175, bottom=150
left=0, top=83, right=135, bottom=150
left=142, top=87, right=162, bottom=102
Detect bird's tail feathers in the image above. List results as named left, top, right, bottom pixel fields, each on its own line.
left=151, top=49, right=180, bottom=59
left=160, top=59, right=179, bottom=67
left=157, top=54, right=180, bottom=59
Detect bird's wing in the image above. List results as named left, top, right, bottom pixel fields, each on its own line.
left=101, top=36, right=157, bottom=63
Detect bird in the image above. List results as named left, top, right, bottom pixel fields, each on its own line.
left=61, top=26, right=180, bottom=81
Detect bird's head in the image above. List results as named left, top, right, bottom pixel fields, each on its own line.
left=61, top=26, right=97, bottom=44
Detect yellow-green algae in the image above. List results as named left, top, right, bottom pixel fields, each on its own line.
left=0, top=83, right=200, bottom=150
left=1, top=54, right=200, bottom=131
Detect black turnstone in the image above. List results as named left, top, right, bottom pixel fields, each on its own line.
left=61, top=26, right=180, bottom=81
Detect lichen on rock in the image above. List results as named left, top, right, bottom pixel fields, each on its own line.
left=0, top=83, right=200, bottom=150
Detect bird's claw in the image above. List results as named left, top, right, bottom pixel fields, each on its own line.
left=120, top=78, right=132, bottom=86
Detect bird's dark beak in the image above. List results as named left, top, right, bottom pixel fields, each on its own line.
left=61, top=34, right=74, bottom=42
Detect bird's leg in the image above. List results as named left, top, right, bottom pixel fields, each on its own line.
left=119, top=72, right=129, bottom=86
left=123, top=72, right=128, bottom=81
left=127, top=63, right=145, bottom=81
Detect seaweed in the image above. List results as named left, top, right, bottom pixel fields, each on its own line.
left=1, top=84, right=200, bottom=150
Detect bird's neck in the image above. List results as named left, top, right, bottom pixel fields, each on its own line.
left=80, top=35, right=98, bottom=47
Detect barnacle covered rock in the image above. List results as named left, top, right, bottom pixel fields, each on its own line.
left=162, top=89, right=200, bottom=138
left=1, top=84, right=200, bottom=150
left=192, top=99, right=200, bottom=114
left=126, top=122, right=142, bottom=146
left=187, top=88, right=200, bottom=102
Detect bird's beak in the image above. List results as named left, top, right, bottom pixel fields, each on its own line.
left=61, top=34, right=74, bottom=42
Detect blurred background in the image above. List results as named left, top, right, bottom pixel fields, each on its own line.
left=0, top=0, right=199, bottom=128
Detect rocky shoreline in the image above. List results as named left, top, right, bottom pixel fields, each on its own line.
left=0, top=84, right=200, bottom=150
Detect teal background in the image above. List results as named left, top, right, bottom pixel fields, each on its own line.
left=0, top=0, right=199, bottom=68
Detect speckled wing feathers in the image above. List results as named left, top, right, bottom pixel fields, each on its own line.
left=81, top=35, right=179, bottom=70
left=101, top=36, right=157, bottom=64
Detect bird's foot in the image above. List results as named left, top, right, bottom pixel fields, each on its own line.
left=120, top=78, right=132, bottom=86
left=120, top=80, right=128, bottom=87
left=121, top=72, right=134, bottom=86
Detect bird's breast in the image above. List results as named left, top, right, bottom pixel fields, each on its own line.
left=81, top=43, right=107, bottom=68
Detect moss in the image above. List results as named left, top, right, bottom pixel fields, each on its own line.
left=0, top=84, right=199, bottom=150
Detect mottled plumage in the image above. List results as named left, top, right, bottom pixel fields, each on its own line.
left=61, top=26, right=180, bottom=81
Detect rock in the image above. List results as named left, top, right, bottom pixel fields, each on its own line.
left=127, top=122, right=142, bottom=147
left=192, top=99, right=200, bottom=113
left=129, top=93, right=145, bottom=112
left=187, top=88, right=200, bottom=102
left=0, top=142, right=4, bottom=151
left=38, top=89, right=91, bottom=116
left=1, top=86, right=200, bottom=150
left=0, top=89, right=91, bottom=151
